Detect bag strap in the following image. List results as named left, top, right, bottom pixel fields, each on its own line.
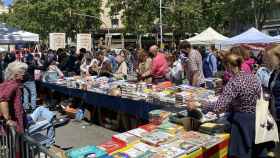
left=259, top=87, right=264, bottom=100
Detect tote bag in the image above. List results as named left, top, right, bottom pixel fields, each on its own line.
left=255, top=89, right=279, bottom=144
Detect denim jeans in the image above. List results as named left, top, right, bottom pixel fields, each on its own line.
left=23, top=81, right=37, bottom=110
left=28, top=107, right=55, bottom=147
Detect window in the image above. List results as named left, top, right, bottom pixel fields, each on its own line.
left=111, top=18, right=119, bottom=28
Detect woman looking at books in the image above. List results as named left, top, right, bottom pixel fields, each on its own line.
left=187, top=51, right=276, bottom=158
left=113, top=50, right=128, bottom=80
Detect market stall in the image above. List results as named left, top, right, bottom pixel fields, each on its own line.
left=64, top=124, right=230, bottom=158
left=39, top=81, right=162, bottom=120
left=186, top=27, right=229, bottom=45
left=0, top=22, right=39, bottom=44
left=38, top=76, right=222, bottom=130
left=274, top=35, right=280, bottom=43
left=222, top=27, right=277, bottom=45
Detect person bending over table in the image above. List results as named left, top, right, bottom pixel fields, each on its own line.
left=96, top=50, right=113, bottom=77
left=187, top=52, right=275, bottom=158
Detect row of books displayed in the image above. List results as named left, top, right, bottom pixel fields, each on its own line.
left=65, top=121, right=230, bottom=158
left=52, top=76, right=222, bottom=109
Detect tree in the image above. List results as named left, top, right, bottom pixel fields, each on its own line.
left=107, top=0, right=276, bottom=38
left=0, top=0, right=102, bottom=41
left=221, top=0, right=275, bottom=35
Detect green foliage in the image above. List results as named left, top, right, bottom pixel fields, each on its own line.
left=0, top=0, right=102, bottom=40
left=0, top=0, right=277, bottom=41
left=107, top=0, right=276, bottom=37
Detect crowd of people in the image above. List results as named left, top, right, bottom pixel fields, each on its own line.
left=0, top=41, right=279, bottom=157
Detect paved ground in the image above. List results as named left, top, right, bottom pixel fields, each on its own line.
left=55, top=120, right=118, bottom=149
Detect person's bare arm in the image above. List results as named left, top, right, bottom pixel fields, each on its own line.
left=0, top=101, right=16, bottom=126
left=191, top=70, right=200, bottom=86
left=0, top=101, right=10, bottom=120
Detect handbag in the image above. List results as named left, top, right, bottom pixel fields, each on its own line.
left=255, top=88, right=279, bottom=144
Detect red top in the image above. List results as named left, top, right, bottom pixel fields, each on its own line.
left=0, top=80, right=26, bottom=133
left=151, top=53, right=169, bottom=79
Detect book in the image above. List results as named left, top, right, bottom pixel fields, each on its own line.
left=99, top=140, right=126, bottom=153
left=112, top=133, right=139, bottom=145
left=141, top=131, right=174, bottom=147
left=66, top=145, right=107, bottom=158
left=127, top=128, right=148, bottom=138
left=139, top=124, right=158, bottom=132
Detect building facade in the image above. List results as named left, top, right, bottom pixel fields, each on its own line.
left=100, top=0, right=125, bottom=31
left=0, top=3, right=8, bottom=15
left=263, top=2, right=280, bottom=36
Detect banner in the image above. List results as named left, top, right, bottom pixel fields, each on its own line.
left=49, top=33, right=66, bottom=50
left=77, top=33, right=92, bottom=51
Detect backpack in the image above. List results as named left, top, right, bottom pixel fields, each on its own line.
left=203, top=53, right=214, bottom=78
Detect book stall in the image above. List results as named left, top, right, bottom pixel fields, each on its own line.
left=39, top=75, right=231, bottom=158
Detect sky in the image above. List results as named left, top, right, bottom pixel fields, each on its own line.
left=3, top=0, right=12, bottom=7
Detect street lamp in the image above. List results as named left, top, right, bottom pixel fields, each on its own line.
left=160, top=0, right=163, bottom=49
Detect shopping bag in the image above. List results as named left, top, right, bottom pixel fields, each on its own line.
left=255, top=90, right=279, bottom=144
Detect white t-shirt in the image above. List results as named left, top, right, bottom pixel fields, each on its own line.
left=171, top=60, right=184, bottom=80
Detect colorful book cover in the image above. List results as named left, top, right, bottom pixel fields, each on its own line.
left=158, top=122, right=184, bottom=135
left=112, top=132, right=139, bottom=145
left=99, top=140, right=126, bottom=153
left=66, top=145, right=107, bottom=158
left=141, top=131, right=174, bottom=147
left=127, top=128, right=149, bottom=138
left=153, top=146, right=187, bottom=158
left=139, top=123, right=158, bottom=132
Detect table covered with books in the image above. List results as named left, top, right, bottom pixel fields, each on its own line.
left=40, top=76, right=230, bottom=158
left=63, top=114, right=230, bottom=158
left=38, top=76, right=222, bottom=121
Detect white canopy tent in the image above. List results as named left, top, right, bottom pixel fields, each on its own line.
left=273, top=35, right=280, bottom=43
left=0, top=23, right=39, bottom=44
left=222, top=27, right=278, bottom=45
left=186, top=27, right=229, bottom=45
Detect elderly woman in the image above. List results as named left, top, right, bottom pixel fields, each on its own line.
left=0, top=61, right=56, bottom=147
left=188, top=51, right=275, bottom=157
left=0, top=61, right=28, bottom=132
